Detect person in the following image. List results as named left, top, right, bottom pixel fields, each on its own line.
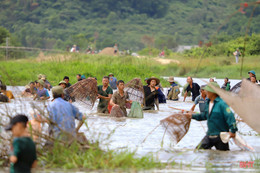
left=159, top=50, right=165, bottom=58
left=22, top=82, right=37, bottom=97
left=47, top=86, right=85, bottom=138
left=58, top=80, right=67, bottom=89
left=114, top=43, right=118, bottom=54
left=233, top=48, right=241, bottom=63
left=34, top=80, right=50, bottom=100
left=221, top=77, right=231, bottom=91
left=0, top=93, right=9, bottom=102
left=167, top=76, right=180, bottom=101
left=0, top=84, right=15, bottom=99
left=70, top=45, right=76, bottom=52
left=247, top=70, right=257, bottom=82
left=5, top=114, right=37, bottom=172
left=37, top=74, right=42, bottom=80
left=41, top=75, right=52, bottom=90
left=28, top=109, right=43, bottom=141
left=108, top=73, right=117, bottom=90
left=143, top=77, right=159, bottom=110
left=110, top=80, right=131, bottom=116
left=76, top=74, right=82, bottom=81
left=191, top=85, right=207, bottom=113
left=250, top=76, right=259, bottom=85
left=97, top=76, right=113, bottom=113
left=209, top=78, right=215, bottom=82
left=183, top=77, right=200, bottom=102
left=63, top=76, right=71, bottom=88
left=186, top=82, right=238, bottom=151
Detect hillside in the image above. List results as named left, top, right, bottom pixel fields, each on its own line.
left=0, top=0, right=260, bottom=51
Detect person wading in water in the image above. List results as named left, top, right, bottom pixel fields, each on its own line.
left=97, top=76, right=113, bottom=113
left=143, top=77, right=160, bottom=110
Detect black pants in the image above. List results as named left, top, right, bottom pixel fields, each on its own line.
left=196, top=135, right=229, bottom=151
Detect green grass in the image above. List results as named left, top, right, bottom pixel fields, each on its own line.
left=38, top=140, right=169, bottom=171
left=0, top=53, right=259, bottom=87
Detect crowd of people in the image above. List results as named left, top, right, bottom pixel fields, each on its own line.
left=0, top=70, right=259, bottom=172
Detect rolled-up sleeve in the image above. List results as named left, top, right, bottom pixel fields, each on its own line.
left=71, top=104, right=83, bottom=121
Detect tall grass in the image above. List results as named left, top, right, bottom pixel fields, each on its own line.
left=0, top=53, right=259, bottom=86
left=39, top=141, right=167, bottom=170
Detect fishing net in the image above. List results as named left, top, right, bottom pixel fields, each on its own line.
left=124, top=78, right=144, bottom=105
left=160, top=113, right=191, bottom=144
left=209, top=79, right=260, bottom=134
left=128, top=101, right=143, bottom=118
left=110, top=106, right=125, bottom=118
left=230, top=81, right=241, bottom=94
left=65, top=78, right=97, bottom=109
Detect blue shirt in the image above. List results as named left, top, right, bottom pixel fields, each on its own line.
left=47, top=98, right=83, bottom=136
left=109, top=77, right=117, bottom=89
left=194, top=95, right=208, bottom=113
left=36, top=88, right=50, bottom=98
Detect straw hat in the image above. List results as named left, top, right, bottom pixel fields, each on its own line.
left=37, top=74, right=42, bottom=79
left=41, top=75, right=47, bottom=80
left=147, top=77, right=160, bottom=85
left=108, top=73, right=114, bottom=76
left=37, top=79, right=44, bottom=86
left=168, top=76, right=175, bottom=82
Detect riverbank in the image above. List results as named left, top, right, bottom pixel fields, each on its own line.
left=0, top=53, right=259, bottom=86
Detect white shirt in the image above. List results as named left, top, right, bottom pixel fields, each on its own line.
left=209, top=101, right=214, bottom=114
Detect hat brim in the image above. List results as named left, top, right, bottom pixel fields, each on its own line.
left=147, top=77, right=160, bottom=85
left=204, top=85, right=217, bottom=94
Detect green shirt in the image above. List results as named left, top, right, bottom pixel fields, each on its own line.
left=97, top=85, right=113, bottom=113
left=192, top=96, right=238, bottom=136
left=10, top=137, right=37, bottom=173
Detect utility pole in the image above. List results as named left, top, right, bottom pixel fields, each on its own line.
left=6, top=37, right=9, bottom=61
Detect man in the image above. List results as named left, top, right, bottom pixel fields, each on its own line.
left=97, top=76, right=113, bottom=113
left=186, top=82, right=238, bottom=151
left=143, top=77, right=159, bottom=110
left=47, top=86, right=85, bottom=138
left=41, top=75, right=52, bottom=91
left=34, top=80, right=50, bottom=100
left=191, top=85, right=207, bottom=113
left=110, top=80, right=132, bottom=117
left=233, top=48, right=241, bottom=63
left=221, top=77, right=231, bottom=91
left=5, top=114, right=37, bottom=172
left=108, top=73, right=117, bottom=90
left=167, top=76, right=180, bottom=101
left=63, top=76, right=71, bottom=88
left=0, top=84, right=15, bottom=99
left=183, top=77, right=200, bottom=102
left=76, top=74, right=82, bottom=81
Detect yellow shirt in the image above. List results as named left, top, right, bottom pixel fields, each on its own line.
left=4, top=90, right=14, bottom=99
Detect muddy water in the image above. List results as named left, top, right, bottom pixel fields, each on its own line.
left=1, top=77, right=259, bottom=172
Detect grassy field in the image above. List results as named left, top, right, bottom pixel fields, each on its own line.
left=0, top=53, right=259, bottom=86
